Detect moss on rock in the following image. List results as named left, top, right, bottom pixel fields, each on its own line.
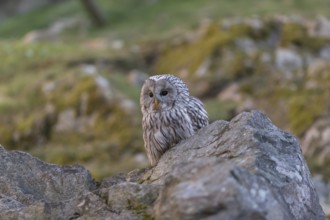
left=153, top=22, right=253, bottom=75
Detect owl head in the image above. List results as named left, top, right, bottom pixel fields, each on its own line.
left=140, top=75, right=189, bottom=114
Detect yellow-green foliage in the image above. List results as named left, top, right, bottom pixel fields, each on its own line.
left=92, top=105, right=142, bottom=152
left=0, top=41, right=145, bottom=179
left=204, top=99, right=237, bottom=121
left=280, top=22, right=306, bottom=47
left=154, top=23, right=251, bottom=74
left=280, top=22, right=330, bottom=51
left=128, top=200, right=153, bottom=220
left=50, top=75, right=102, bottom=114
left=288, top=94, right=325, bottom=136
left=287, top=66, right=330, bottom=137
left=49, top=74, right=142, bottom=149
left=0, top=125, right=14, bottom=148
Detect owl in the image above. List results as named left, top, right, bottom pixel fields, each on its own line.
left=140, top=74, right=209, bottom=166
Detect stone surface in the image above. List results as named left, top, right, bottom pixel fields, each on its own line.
left=0, top=146, right=96, bottom=219
left=313, top=176, right=330, bottom=217
left=275, top=48, right=303, bottom=78
left=0, top=111, right=326, bottom=219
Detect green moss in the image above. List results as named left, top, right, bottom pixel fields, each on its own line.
left=92, top=105, right=142, bottom=153
left=128, top=200, right=154, bottom=220
left=280, top=22, right=330, bottom=51
left=154, top=22, right=248, bottom=74
left=16, top=114, right=36, bottom=134
left=204, top=99, right=237, bottom=121
left=11, top=111, right=54, bottom=149
left=288, top=94, right=325, bottom=136
left=0, top=124, right=14, bottom=148
left=0, top=99, right=20, bottom=114
left=225, top=52, right=253, bottom=79
left=280, top=22, right=306, bottom=47
left=107, top=73, right=141, bottom=102
left=239, top=82, right=254, bottom=94
left=49, top=74, right=117, bottom=118
left=305, top=37, right=330, bottom=53
left=41, top=144, right=95, bottom=164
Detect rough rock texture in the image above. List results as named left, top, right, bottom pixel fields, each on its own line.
left=0, top=111, right=326, bottom=219
left=313, top=176, right=330, bottom=217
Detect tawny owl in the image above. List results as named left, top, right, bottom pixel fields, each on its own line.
left=140, top=74, right=209, bottom=166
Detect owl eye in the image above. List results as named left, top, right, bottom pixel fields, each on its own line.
left=160, top=90, right=168, bottom=96
left=149, top=92, right=154, bottom=98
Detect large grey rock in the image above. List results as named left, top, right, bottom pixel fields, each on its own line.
left=0, top=146, right=96, bottom=219
left=146, top=111, right=325, bottom=220
left=0, top=111, right=326, bottom=219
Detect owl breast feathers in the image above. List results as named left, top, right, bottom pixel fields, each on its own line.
left=140, top=74, right=209, bottom=166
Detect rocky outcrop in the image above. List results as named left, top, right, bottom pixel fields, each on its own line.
left=0, top=111, right=326, bottom=219
left=0, top=147, right=96, bottom=219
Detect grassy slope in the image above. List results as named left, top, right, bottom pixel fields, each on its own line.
left=0, top=0, right=330, bottom=40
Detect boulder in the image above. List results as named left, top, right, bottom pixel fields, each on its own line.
left=0, top=146, right=96, bottom=219
left=0, top=111, right=326, bottom=219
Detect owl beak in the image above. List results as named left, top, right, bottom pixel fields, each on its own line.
left=153, top=98, right=159, bottom=109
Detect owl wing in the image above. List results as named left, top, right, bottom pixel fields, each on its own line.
left=187, top=97, right=209, bottom=132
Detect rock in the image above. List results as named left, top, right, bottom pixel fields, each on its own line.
left=54, top=108, right=77, bottom=132
left=235, top=38, right=257, bottom=55
left=0, top=111, right=326, bottom=219
left=275, top=48, right=303, bottom=78
left=195, top=58, right=211, bottom=77
left=147, top=111, right=325, bottom=220
left=312, top=16, right=330, bottom=38
left=111, top=40, right=125, bottom=50
left=312, top=176, right=330, bottom=217
left=320, top=45, right=330, bottom=60
left=0, top=146, right=96, bottom=219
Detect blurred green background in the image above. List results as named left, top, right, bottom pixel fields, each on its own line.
left=0, top=0, right=330, bottom=192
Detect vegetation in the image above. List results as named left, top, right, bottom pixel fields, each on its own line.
left=1, top=0, right=330, bottom=39
left=0, top=0, right=330, bottom=180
